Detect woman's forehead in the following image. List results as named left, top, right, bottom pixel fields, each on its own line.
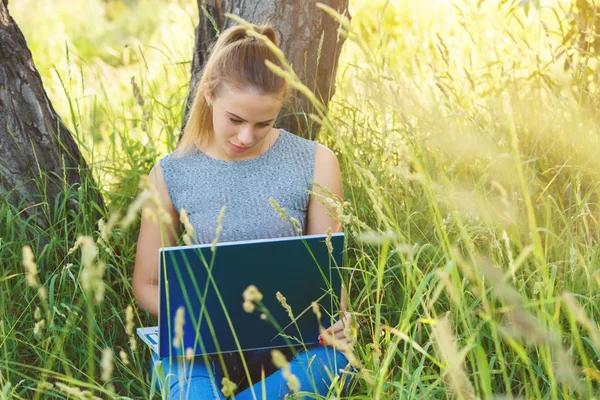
left=216, top=86, right=283, bottom=117
left=217, top=82, right=280, bottom=99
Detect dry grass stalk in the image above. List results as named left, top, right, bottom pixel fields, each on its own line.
left=432, top=317, right=475, bottom=400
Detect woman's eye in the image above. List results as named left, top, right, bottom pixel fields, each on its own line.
left=259, top=123, right=270, bottom=127
left=230, top=118, right=242, bottom=124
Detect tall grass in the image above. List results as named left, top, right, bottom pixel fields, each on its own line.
left=2, top=0, right=600, bottom=398
left=321, top=0, right=600, bottom=398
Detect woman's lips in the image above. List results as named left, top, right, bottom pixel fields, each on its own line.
left=231, top=143, right=249, bottom=153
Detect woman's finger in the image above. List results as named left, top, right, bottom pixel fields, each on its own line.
left=327, top=319, right=344, bottom=333
left=332, top=329, right=346, bottom=339
left=333, top=338, right=351, bottom=348
left=323, top=337, right=350, bottom=349
left=321, top=313, right=358, bottom=347
left=326, top=315, right=350, bottom=334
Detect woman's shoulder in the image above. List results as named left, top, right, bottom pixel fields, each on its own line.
left=314, top=143, right=339, bottom=170
left=159, top=147, right=195, bottom=162
left=280, top=128, right=317, bottom=147
left=153, top=149, right=198, bottom=211
left=158, top=147, right=200, bottom=172
left=156, top=149, right=204, bottom=198
left=277, top=129, right=318, bottom=162
left=280, top=129, right=337, bottom=162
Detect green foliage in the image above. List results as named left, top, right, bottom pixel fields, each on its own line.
left=2, top=0, right=600, bottom=398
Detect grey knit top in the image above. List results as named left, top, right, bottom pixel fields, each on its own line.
left=159, top=129, right=317, bottom=244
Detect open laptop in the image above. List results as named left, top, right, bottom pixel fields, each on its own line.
left=137, top=232, right=344, bottom=359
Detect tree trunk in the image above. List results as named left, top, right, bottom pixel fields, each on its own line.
left=0, top=1, right=103, bottom=233
left=182, top=0, right=349, bottom=140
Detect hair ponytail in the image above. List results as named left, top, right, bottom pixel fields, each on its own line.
left=210, top=25, right=253, bottom=56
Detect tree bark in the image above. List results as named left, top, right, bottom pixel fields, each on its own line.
left=182, top=0, right=349, bottom=140
left=0, top=2, right=103, bottom=233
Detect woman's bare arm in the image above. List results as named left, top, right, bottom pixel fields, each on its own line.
left=306, top=144, right=343, bottom=235
left=306, top=144, right=348, bottom=312
left=132, top=163, right=180, bottom=318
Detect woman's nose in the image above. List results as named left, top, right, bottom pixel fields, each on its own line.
left=237, top=126, right=254, bottom=145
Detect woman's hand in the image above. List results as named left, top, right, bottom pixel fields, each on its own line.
left=318, top=312, right=358, bottom=350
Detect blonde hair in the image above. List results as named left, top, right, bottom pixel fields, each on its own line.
left=177, top=24, right=288, bottom=155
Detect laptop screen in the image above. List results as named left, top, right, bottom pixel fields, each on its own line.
left=157, top=232, right=344, bottom=358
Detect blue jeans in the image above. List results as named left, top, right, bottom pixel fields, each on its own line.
left=150, top=345, right=351, bottom=399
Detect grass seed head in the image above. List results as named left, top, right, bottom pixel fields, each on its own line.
left=276, top=291, right=294, bottom=320
left=173, top=306, right=185, bottom=348
left=243, top=285, right=263, bottom=303
left=221, top=377, right=237, bottom=397
left=243, top=300, right=255, bottom=313
left=432, top=317, right=474, bottom=399
left=80, top=258, right=106, bottom=303
left=289, top=217, right=302, bottom=234
left=180, top=208, right=195, bottom=245
left=122, top=180, right=171, bottom=229
left=271, top=349, right=288, bottom=369
left=37, top=382, right=53, bottom=391
left=185, top=347, right=194, bottom=361
left=131, top=76, right=145, bottom=107
left=33, top=319, right=45, bottom=337
left=125, top=305, right=137, bottom=351
left=311, top=302, right=322, bottom=321
left=22, top=245, right=39, bottom=288
left=285, top=372, right=300, bottom=393
left=98, top=211, right=121, bottom=243
left=212, top=205, right=227, bottom=250
left=101, top=348, right=113, bottom=382
left=562, top=292, right=600, bottom=348
left=503, top=310, right=551, bottom=345
left=269, top=197, right=288, bottom=221
left=54, top=382, right=101, bottom=400
left=325, top=227, right=333, bottom=254
left=125, top=305, right=135, bottom=335
left=217, top=205, right=226, bottom=226
left=53, top=306, right=66, bottom=319
left=97, top=212, right=121, bottom=254
left=271, top=349, right=300, bottom=393
left=119, top=349, right=130, bottom=365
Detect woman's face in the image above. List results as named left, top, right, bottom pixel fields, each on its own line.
left=205, top=84, right=283, bottom=161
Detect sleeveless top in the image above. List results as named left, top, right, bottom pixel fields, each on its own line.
left=159, top=129, right=317, bottom=244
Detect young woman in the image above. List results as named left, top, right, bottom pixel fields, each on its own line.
left=132, top=24, right=353, bottom=399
